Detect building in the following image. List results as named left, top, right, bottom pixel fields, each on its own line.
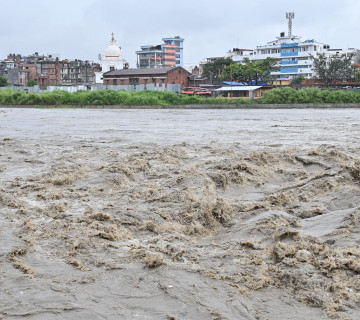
left=1, top=51, right=97, bottom=87
left=226, top=48, right=254, bottom=59
left=215, top=85, right=269, bottom=98
left=230, top=13, right=359, bottom=80
left=163, top=37, right=184, bottom=67
left=95, top=33, right=127, bottom=83
left=103, top=67, right=190, bottom=89
left=136, top=45, right=164, bottom=69
left=0, top=69, right=19, bottom=86
left=35, top=58, right=95, bottom=88
left=198, top=56, right=224, bottom=77
left=18, top=64, right=37, bottom=86
left=136, top=36, right=184, bottom=69
left=60, top=60, right=95, bottom=86
left=36, top=60, right=61, bottom=87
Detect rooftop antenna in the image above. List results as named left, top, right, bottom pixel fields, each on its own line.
left=286, top=12, right=295, bottom=37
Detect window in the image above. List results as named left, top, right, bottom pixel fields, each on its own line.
left=130, top=78, right=139, bottom=85
left=282, top=47, right=298, bottom=53
left=113, top=79, right=117, bottom=85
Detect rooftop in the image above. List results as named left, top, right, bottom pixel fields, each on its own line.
left=104, top=67, right=185, bottom=76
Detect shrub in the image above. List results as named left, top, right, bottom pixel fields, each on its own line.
left=262, top=87, right=360, bottom=104
left=1, top=88, right=360, bottom=106
left=27, top=79, right=37, bottom=87
left=0, top=76, right=8, bottom=87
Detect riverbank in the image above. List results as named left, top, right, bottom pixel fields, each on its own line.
left=1, top=87, right=360, bottom=107
left=1, top=103, right=360, bottom=109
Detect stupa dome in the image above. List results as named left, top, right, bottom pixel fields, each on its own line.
left=99, top=33, right=126, bottom=73
left=103, top=33, right=123, bottom=58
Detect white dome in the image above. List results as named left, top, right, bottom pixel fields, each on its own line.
left=104, top=43, right=122, bottom=58
left=100, top=33, right=127, bottom=73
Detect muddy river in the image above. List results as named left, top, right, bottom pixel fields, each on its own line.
left=0, top=108, right=359, bottom=319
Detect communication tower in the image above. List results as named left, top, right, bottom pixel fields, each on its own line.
left=286, top=12, right=295, bottom=37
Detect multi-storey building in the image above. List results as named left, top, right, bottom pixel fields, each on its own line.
left=36, top=59, right=95, bottom=87
left=18, top=64, right=37, bottom=86
left=60, top=60, right=95, bottom=86
left=136, top=45, right=164, bottom=69
left=36, top=60, right=61, bottom=87
left=231, top=13, right=359, bottom=79
left=1, top=52, right=96, bottom=87
left=136, top=36, right=184, bottom=69
left=163, top=36, right=184, bottom=67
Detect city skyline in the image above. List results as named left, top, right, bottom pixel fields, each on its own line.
left=1, top=0, right=359, bottom=67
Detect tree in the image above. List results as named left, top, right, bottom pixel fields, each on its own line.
left=0, top=76, right=8, bottom=87
left=202, top=57, right=233, bottom=84
left=27, top=78, right=37, bottom=87
left=355, top=71, right=360, bottom=84
left=311, top=53, right=354, bottom=87
left=291, top=75, right=305, bottom=87
left=221, top=57, right=276, bottom=85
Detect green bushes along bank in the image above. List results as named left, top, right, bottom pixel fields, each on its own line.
left=261, top=87, right=360, bottom=104
left=0, top=88, right=360, bottom=106
left=0, top=89, right=254, bottom=106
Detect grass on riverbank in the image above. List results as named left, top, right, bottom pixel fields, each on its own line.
left=0, top=89, right=254, bottom=106
left=1, top=88, right=360, bottom=106
left=261, top=87, right=360, bottom=104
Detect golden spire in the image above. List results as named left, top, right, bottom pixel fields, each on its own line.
left=111, top=32, right=115, bottom=44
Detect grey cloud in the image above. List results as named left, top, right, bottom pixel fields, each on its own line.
left=0, top=0, right=359, bottom=67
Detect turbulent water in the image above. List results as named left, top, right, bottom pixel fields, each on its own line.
left=1, top=108, right=360, bottom=319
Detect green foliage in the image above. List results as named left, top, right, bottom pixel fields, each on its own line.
left=0, top=76, right=8, bottom=87
left=290, top=76, right=305, bottom=87
left=27, top=78, right=37, bottom=87
left=0, top=88, right=259, bottom=106
left=311, top=53, right=354, bottom=87
left=262, top=87, right=360, bottom=104
left=202, top=57, right=233, bottom=83
left=222, top=57, right=276, bottom=85
left=355, top=71, right=360, bottom=84
left=1, top=88, right=359, bottom=106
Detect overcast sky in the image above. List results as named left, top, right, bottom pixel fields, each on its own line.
left=1, top=0, right=359, bottom=67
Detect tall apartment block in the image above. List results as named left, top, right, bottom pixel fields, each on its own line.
left=136, top=36, right=184, bottom=69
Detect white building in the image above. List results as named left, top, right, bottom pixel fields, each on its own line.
left=95, top=33, right=127, bottom=84
left=230, top=13, right=359, bottom=80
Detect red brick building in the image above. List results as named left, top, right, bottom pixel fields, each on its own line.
left=103, top=67, right=191, bottom=89
left=36, top=61, right=61, bottom=87
left=18, top=64, right=37, bottom=86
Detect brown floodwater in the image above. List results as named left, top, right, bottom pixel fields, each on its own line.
left=0, top=108, right=360, bottom=319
